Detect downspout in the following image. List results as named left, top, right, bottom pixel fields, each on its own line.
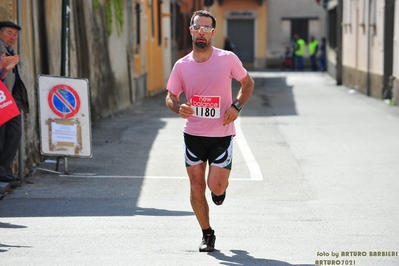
left=127, top=0, right=135, bottom=104
left=336, top=0, right=343, bottom=85
left=366, top=0, right=371, bottom=96
left=61, top=0, right=70, bottom=172
left=61, top=0, right=70, bottom=77
left=355, top=1, right=359, bottom=88
left=17, top=0, right=24, bottom=181
left=323, top=1, right=328, bottom=72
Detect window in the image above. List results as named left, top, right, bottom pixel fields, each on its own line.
left=328, top=8, right=337, bottom=48
left=290, top=18, right=309, bottom=44
left=157, top=0, right=162, bottom=46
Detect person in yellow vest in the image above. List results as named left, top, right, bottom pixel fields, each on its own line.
left=308, top=36, right=319, bottom=71
left=293, top=34, right=305, bottom=71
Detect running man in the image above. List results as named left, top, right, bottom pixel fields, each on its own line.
left=165, top=10, right=254, bottom=252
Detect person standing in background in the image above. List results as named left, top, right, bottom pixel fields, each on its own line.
left=223, top=36, right=235, bottom=52
left=0, top=21, right=29, bottom=183
left=282, top=45, right=293, bottom=71
left=308, top=36, right=319, bottom=71
left=318, top=37, right=327, bottom=71
left=293, top=34, right=305, bottom=71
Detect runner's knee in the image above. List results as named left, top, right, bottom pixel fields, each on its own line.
left=209, top=184, right=225, bottom=196
left=208, top=177, right=228, bottom=195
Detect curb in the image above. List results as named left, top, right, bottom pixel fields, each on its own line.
left=0, top=181, right=10, bottom=196
left=0, top=181, right=18, bottom=199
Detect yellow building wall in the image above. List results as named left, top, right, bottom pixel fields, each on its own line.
left=145, top=1, right=165, bottom=95
left=133, top=0, right=165, bottom=96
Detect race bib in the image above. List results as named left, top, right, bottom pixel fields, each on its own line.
left=191, top=95, right=220, bottom=119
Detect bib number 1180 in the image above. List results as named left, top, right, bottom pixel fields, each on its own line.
left=190, top=95, right=221, bottom=119
left=194, top=107, right=217, bottom=118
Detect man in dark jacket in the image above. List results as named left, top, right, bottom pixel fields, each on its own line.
left=0, top=21, right=29, bottom=182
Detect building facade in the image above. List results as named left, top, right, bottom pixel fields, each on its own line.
left=266, top=0, right=327, bottom=68
left=329, top=0, right=397, bottom=103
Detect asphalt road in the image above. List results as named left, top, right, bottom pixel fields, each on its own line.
left=1, top=71, right=398, bottom=266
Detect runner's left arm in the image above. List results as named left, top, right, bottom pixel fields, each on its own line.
left=234, top=73, right=255, bottom=107
left=223, top=73, right=254, bottom=126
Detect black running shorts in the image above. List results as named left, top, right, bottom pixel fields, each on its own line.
left=183, top=133, right=233, bottom=170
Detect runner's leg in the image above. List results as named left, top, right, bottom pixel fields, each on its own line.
left=207, top=166, right=230, bottom=196
left=207, top=136, right=233, bottom=196
left=187, top=162, right=211, bottom=230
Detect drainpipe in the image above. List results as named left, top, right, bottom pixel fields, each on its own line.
left=17, top=0, right=24, bottom=182
left=60, top=0, right=70, bottom=172
left=61, top=0, right=70, bottom=77
left=366, top=0, right=371, bottom=96
left=336, top=0, right=343, bottom=85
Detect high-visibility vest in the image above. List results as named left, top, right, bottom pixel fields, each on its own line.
left=295, top=39, right=306, bottom=56
left=308, top=40, right=319, bottom=56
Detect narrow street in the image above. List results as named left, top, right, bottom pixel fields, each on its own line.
left=1, top=71, right=398, bottom=266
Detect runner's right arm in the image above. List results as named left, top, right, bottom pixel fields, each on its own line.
left=165, top=91, right=194, bottom=119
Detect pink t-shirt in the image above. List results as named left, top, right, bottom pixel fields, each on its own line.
left=167, top=47, right=247, bottom=137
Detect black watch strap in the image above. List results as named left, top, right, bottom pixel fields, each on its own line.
left=231, top=100, right=243, bottom=112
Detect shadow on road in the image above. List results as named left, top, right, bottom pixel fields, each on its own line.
left=209, top=249, right=314, bottom=266
left=0, top=172, right=195, bottom=217
left=239, top=75, right=296, bottom=117
left=0, top=222, right=27, bottom=228
left=0, top=243, right=32, bottom=253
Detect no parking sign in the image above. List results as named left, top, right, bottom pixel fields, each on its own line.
left=38, top=75, right=92, bottom=157
left=47, top=84, right=81, bottom=118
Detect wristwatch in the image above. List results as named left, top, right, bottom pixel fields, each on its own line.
left=231, top=100, right=243, bottom=112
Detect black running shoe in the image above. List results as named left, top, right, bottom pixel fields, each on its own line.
left=199, top=233, right=216, bottom=252
left=211, top=191, right=226, bottom=206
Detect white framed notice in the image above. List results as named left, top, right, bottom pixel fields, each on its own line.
left=37, top=75, right=92, bottom=158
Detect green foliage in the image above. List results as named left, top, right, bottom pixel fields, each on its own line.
left=106, top=0, right=114, bottom=35
left=93, top=0, right=124, bottom=36
left=113, top=0, right=124, bottom=35
left=93, top=0, right=100, bottom=10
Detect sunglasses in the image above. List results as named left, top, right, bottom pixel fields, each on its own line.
left=190, top=24, right=214, bottom=33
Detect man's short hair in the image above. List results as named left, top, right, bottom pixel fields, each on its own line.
left=190, top=10, right=216, bottom=28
